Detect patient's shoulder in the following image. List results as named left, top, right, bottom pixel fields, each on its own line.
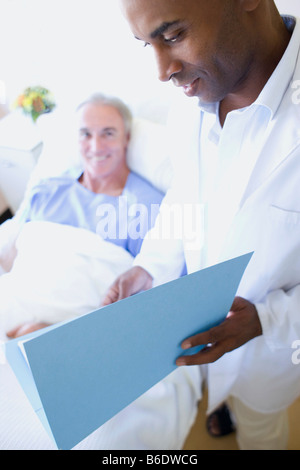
left=126, top=171, right=164, bottom=204
left=30, top=167, right=81, bottom=194
left=26, top=173, right=80, bottom=209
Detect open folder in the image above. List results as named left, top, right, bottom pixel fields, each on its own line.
left=5, top=252, right=252, bottom=450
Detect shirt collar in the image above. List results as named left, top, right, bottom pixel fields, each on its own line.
left=255, top=15, right=299, bottom=119
left=198, top=15, right=300, bottom=119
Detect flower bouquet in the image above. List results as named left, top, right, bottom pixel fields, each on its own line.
left=13, top=86, right=55, bottom=122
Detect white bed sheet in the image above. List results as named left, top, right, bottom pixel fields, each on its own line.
left=0, top=221, right=134, bottom=331
left=0, top=350, right=201, bottom=450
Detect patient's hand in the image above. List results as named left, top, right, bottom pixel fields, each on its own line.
left=6, top=322, right=51, bottom=339
left=102, top=266, right=153, bottom=305
left=0, top=242, right=17, bottom=273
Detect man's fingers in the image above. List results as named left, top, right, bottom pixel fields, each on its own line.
left=102, top=266, right=153, bottom=306
left=177, top=297, right=262, bottom=367
left=117, top=277, right=132, bottom=301
left=102, top=277, right=132, bottom=306
left=181, top=324, right=224, bottom=350
left=6, top=326, right=21, bottom=338
left=176, top=342, right=224, bottom=366
left=102, top=284, right=121, bottom=306
left=6, top=322, right=50, bottom=339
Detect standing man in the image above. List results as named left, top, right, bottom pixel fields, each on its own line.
left=104, top=0, right=300, bottom=449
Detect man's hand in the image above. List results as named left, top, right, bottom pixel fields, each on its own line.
left=176, top=296, right=262, bottom=366
left=6, top=322, right=51, bottom=339
left=102, top=266, right=153, bottom=306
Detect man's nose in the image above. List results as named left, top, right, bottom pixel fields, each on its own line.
left=154, top=47, right=183, bottom=82
left=90, top=135, right=104, bottom=153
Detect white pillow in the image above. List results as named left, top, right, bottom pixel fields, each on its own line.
left=33, top=110, right=172, bottom=194
left=127, top=117, right=172, bottom=193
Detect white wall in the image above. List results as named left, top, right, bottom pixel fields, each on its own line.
left=0, top=0, right=177, bottom=123
left=0, top=0, right=299, bottom=124
left=275, top=0, right=300, bottom=16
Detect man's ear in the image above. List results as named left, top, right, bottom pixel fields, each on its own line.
left=241, top=0, right=261, bottom=12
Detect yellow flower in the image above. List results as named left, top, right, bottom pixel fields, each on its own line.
left=22, top=96, right=33, bottom=111
left=13, top=86, right=56, bottom=121
left=17, top=94, right=25, bottom=106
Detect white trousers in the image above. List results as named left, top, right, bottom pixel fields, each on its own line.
left=228, top=396, right=289, bottom=450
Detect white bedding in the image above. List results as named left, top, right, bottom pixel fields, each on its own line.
left=0, top=221, right=134, bottom=331
left=0, top=221, right=202, bottom=450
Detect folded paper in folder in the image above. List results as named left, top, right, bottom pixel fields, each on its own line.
left=5, top=253, right=252, bottom=450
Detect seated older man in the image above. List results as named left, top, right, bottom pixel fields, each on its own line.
left=1, top=93, right=164, bottom=336
left=0, top=94, right=200, bottom=450
left=21, top=93, right=163, bottom=258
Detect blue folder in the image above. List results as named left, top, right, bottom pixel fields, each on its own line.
left=5, top=253, right=252, bottom=450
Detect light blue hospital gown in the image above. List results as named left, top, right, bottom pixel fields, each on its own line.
left=23, top=168, right=164, bottom=257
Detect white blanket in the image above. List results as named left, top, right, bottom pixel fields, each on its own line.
left=0, top=221, right=201, bottom=450
left=0, top=221, right=134, bottom=331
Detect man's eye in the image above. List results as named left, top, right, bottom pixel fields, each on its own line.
left=80, top=131, right=90, bottom=138
left=164, top=31, right=183, bottom=44
left=165, top=37, right=177, bottom=43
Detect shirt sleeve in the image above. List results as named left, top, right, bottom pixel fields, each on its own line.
left=256, top=284, right=300, bottom=351
left=132, top=186, right=186, bottom=286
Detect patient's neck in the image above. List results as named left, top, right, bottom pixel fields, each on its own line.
left=79, top=165, right=130, bottom=196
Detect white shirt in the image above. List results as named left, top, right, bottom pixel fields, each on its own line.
left=134, top=15, right=300, bottom=413
left=198, top=15, right=298, bottom=267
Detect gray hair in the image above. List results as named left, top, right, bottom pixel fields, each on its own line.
left=76, top=93, right=133, bottom=135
